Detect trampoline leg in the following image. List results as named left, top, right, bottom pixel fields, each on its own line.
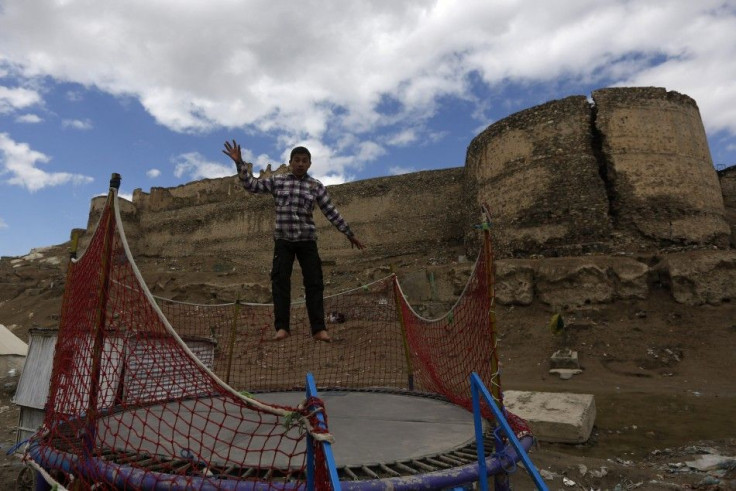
left=34, top=471, right=51, bottom=491
left=493, top=471, right=510, bottom=490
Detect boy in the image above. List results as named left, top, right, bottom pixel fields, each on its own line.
left=223, top=140, right=365, bottom=342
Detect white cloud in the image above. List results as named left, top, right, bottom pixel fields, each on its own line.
left=61, top=118, right=92, bottom=130
left=318, top=174, right=349, bottom=186
left=0, top=132, right=94, bottom=192
left=15, top=113, right=42, bottom=123
left=386, top=129, right=418, bottom=147
left=146, top=168, right=161, bottom=178
left=173, top=152, right=233, bottom=180
left=356, top=141, right=386, bottom=165
left=66, top=90, right=83, bottom=102
left=389, top=166, right=417, bottom=176
left=0, top=85, right=41, bottom=114
left=0, top=217, right=7, bottom=229
left=0, top=0, right=734, bottom=170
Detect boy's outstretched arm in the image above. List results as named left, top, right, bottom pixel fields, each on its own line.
left=348, top=235, right=365, bottom=250
left=223, top=140, right=274, bottom=194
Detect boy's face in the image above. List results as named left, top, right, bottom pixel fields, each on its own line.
left=289, top=153, right=311, bottom=177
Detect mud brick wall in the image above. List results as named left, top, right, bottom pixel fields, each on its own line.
left=86, top=169, right=466, bottom=267
left=83, top=87, right=732, bottom=264
left=463, top=96, right=611, bottom=258
left=593, top=87, right=729, bottom=249
left=464, top=87, right=730, bottom=258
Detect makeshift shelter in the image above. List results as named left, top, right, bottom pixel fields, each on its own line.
left=12, top=327, right=217, bottom=447
left=12, top=328, right=56, bottom=445
left=0, top=323, right=28, bottom=376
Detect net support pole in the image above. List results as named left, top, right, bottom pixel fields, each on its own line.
left=58, top=230, right=81, bottom=337
left=305, top=373, right=341, bottom=491
left=481, top=205, right=510, bottom=491
left=392, top=275, right=414, bottom=390
left=84, top=174, right=120, bottom=459
left=69, top=229, right=80, bottom=260
left=225, top=296, right=241, bottom=385
left=482, top=206, right=502, bottom=406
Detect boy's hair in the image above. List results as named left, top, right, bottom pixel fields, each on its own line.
left=290, top=146, right=311, bottom=161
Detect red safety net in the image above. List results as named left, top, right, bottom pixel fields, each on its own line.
left=29, top=187, right=529, bottom=490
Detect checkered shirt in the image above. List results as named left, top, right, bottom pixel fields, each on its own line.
left=238, top=166, right=353, bottom=241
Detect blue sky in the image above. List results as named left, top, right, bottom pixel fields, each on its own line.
left=1, top=0, right=735, bottom=257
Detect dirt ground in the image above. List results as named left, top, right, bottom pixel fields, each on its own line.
left=490, top=294, right=736, bottom=490
left=0, top=247, right=735, bottom=490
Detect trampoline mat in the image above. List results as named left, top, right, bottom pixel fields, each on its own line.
left=98, top=390, right=481, bottom=469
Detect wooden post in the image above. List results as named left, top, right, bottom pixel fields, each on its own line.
left=481, top=204, right=511, bottom=491
left=85, top=173, right=120, bottom=455
left=225, top=297, right=241, bottom=385
left=484, top=220, right=502, bottom=407
left=392, top=275, right=414, bottom=391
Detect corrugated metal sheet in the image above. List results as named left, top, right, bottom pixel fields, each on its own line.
left=14, top=328, right=216, bottom=411
left=123, top=336, right=216, bottom=401
left=12, top=329, right=57, bottom=409
left=54, top=334, right=125, bottom=414
left=14, top=329, right=217, bottom=450
left=16, top=407, right=45, bottom=448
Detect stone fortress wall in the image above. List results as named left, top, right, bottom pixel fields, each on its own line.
left=463, top=87, right=730, bottom=258
left=85, top=87, right=736, bottom=306
left=89, top=167, right=467, bottom=274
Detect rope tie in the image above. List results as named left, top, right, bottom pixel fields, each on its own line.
left=492, top=427, right=518, bottom=474
left=297, top=396, right=335, bottom=443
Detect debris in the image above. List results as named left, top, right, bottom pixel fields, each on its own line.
left=698, top=475, right=721, bottom=486
left=686, top=454, right=736, bottom=472
left=327, top=311, right=345, bottom=323
left=539, top=469, right=557, bottom=480
left=589, top=467, right=608, bottom=478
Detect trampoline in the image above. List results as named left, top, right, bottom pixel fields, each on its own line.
left=28, top=176, right=536, bottom=490
left=30, top=389, right=533, bottom=490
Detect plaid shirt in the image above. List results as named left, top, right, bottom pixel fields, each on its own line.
left=238, top=165, right=353, bottom=241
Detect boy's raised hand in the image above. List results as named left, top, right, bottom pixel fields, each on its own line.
left=223, top=140, right=243, bottom=165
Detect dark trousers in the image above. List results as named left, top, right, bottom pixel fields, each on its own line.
left=271, top=239, right=326, bottom=334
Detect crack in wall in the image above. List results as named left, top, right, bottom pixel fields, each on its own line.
left=590, top=101, right=618, bottom=229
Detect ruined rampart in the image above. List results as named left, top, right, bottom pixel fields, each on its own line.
left=593, top=88, right=728, bottom=248
left=464, top=87, right=730, bottom=258
left=87, top=168, right=467, bottom=269
left=463, top=95, right=611, bottom=257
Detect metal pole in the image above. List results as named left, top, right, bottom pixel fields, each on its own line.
left=305, top=373, right=341, bottom=490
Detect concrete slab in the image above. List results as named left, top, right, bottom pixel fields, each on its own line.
left=503, top=390, right=596, bottom=443
left=549, top=368, right=583, bottom=379
left=550, top=349, right=580, bottom=369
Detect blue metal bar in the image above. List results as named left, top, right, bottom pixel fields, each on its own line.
left=470, top=373, right=549, bottom=491
left=471, top=380, right=489, bottom=491
left=306, top=373, right=342, bottom=491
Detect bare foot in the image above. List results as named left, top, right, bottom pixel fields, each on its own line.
left=273, top=329, right=290, bottom=341
left=312, top=330, right=331, bottom=342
